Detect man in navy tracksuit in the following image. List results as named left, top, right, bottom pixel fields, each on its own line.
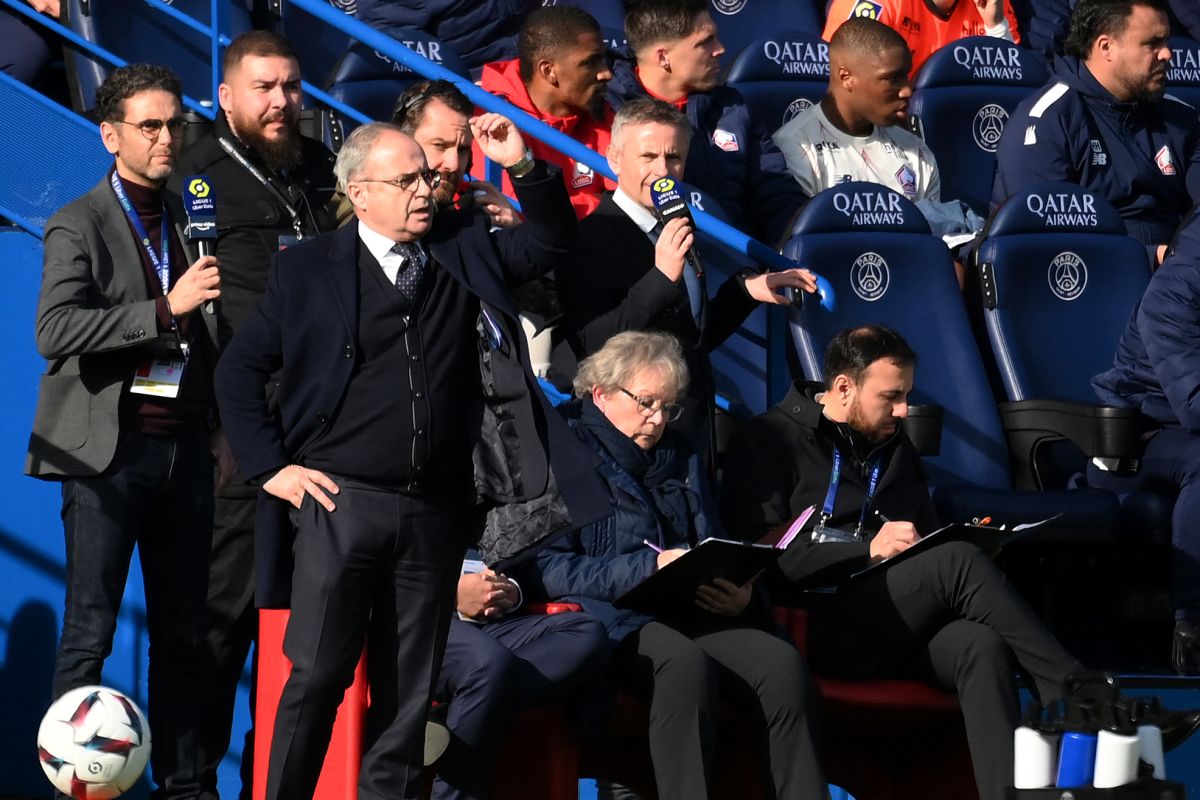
left=1091, top=207, right=1200, bottom=675
left=354, top=0, right=539, bottom=68
left=991, top=0, right=1200, bottom=261
left=606, top=0, right=807, bottom=247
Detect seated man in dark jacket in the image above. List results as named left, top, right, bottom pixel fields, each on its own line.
left=720, top=325, right=1087, bottom=800
left=606, top=0, right=807, bottom=246
left=354, top=0, right=538, bottom=69
left=1090, top=207, right=1200, bottom=675
left=991, top=0, right=1200, bottom=262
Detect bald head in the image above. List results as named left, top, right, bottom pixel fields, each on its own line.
left=824, top=17, right=913, bottom=134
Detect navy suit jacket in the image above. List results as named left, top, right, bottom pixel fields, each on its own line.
left=216, top=165, right=610, bottom=607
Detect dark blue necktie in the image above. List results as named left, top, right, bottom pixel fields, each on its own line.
left=392, top=241, right=425, bottom=301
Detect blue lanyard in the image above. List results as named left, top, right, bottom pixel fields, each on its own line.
left=110, top=171, right=171, bottom=294
left=819, top=446, right=884, bottom=539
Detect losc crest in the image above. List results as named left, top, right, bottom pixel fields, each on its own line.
left=851, top=252, right=890, bottom=302
left=972, top=104, right=1007, bottom=153
left=1048, top=252, right=1087, bottom=301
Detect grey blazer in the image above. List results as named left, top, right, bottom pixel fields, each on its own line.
left=25, top=176, right=219, bottom=479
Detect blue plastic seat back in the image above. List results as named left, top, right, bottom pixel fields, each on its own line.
left=1166, top=36, right=1200, bottom=113
left=708, top=0, right=821, bottom=70
left=327, top=29, right=470, bottom=133
left=542, top=0, right=627, bottom=34
left=726, top=30, right=829, bottom=135
left=785, top=182, right=1011, bottom=490
left=909, top=36, right=1050, bottom=216
left=975, top=182, right=1151, bottom=404
left=61, top=0, right=253, bottom=113
left=270, top=0, right=356, bottom=88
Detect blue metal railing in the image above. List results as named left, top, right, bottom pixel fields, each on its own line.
left=1, top=0, right=810, bottom=275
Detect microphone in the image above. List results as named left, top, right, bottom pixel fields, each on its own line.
left=649, top=177, right=703, bottom=278
left=183, top=175, right=218, bottom=315
left=183, top=175, right=218, bottom=258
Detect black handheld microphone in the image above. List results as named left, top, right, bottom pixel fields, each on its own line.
left=649, top=177, right=703, bottom=277
left=183, top=175, right=218, bottom=314
left=183, top=175, right=218, bottom=258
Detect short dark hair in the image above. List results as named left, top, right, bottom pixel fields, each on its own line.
left=517, top=6, right=602, bottom=84
left=823, top=325, right=916, bottom=388
left=1064, top=0, right=1169, bottom=59
left=625, top=0, right=708, bottom=56
left=223, top=30, right=298, bottom=76
left=391, top=79, right=473, bottom=134
left=829, top=16, right=909, bottom=58
left=94, top=63, right=182, bottom=123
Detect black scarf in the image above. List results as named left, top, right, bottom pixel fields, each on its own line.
left=580, top=397, right=700, bottom=544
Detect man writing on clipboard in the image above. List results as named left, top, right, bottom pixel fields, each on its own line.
left=720, top=325, right=1086, bottom=800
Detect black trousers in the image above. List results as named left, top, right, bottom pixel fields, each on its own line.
left=55, top=431, right=213, bottom=800
left=197, top=489, right=257, bottom=800
left=611, top=618, right=826, bottom=800
left=265, top=476, right=469, bottom=800
left=805, top=541, right=1084, bottom=800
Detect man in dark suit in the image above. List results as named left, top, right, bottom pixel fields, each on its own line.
left=26, top=64, right=227, bottom=798
left=557, top=96, right=816, bottom=458
left=215, top=116, right=609, bottom=800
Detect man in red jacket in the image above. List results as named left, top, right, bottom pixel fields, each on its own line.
left=475, top=5, right=615, bottom=219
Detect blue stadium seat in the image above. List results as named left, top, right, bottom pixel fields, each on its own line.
left=726, top=30, right=829, bottom=136
left=61, top=0, right=253, bottom=113
left=1167, top=35, right=1200, bottom=112
left=973, top=182, right=1167, bottom=533
left=783, top=182, right=1122, bottom=532
left=909, top=36, right=1050, bottom=216
left=707, top=0, right=822, bottom=70
left=975, top=182, right=1151, bottom=406
left=267, top=0, right=355, bottom=88
left=326, top=29, right=470, bottom=133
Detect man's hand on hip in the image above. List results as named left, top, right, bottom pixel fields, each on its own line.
left=263, top=464, right=340, bottom=511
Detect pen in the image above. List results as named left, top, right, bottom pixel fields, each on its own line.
left=642, top=539, right=664, bottom=554
left=874, top=509, right=892, bottom=524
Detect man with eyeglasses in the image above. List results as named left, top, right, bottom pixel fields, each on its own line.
left=215, top=116, right=610, bottom=800
left=26, top=64, right=224, bottom=799
left=168, top=30, right=339, bottom=800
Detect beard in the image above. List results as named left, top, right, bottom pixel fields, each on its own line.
left=230, top=110, right=303, bottom=172
left=847, top=400, right=896, bottom=444
left=431, top=171, right=460, bottom=209
left=584, top=89, right=606, bottom=121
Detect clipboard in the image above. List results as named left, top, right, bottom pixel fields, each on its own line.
left=614, top=538, right=781, bottom=616
left=849, top=516, right=1057, bottom=580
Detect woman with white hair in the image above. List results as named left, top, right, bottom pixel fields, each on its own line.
left=536, top=330, right=826, bottom=800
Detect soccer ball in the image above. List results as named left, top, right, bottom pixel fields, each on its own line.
left=37, top=685, right=151, bottom=799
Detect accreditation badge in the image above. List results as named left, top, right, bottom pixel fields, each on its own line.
left=129, top=358, right=187, bottom=398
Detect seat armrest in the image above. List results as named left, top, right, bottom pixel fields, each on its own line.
left=901, top=404, right=943, bottom=456
left=998, top=400, right=1141, bottom=490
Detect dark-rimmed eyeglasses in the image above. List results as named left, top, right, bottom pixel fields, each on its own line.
left=115, top=117, right=188, bottom=141
left=356, top=169, right=442, bottom=194
left=618, top=387, right=683, bottom=422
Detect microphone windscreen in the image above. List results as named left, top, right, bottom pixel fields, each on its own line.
left=183, top=175, right=217, bottom=241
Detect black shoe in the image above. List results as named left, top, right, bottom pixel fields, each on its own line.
left=1160, top=708, right=1200, bottom=752
left=1172, top=619, right=1200, bottom=676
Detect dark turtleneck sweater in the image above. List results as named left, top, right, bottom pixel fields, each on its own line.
left=115, top=171, right=214, bottom=435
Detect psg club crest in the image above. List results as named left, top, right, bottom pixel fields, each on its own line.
left=851, top=252, right=890, bottom=302
left=711, top=0, right=748, bottom=15
left=1048, top=251, right=1087, bottom=301
left=972, top=104, right=1007, bottom=153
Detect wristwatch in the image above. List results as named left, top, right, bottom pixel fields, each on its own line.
left=505, top=149, right=536, bottom=179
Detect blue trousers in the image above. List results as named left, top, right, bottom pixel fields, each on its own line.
left=1087, top=425, right=1200, bottom=615
left=431, top=612, right=608, bottom=800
